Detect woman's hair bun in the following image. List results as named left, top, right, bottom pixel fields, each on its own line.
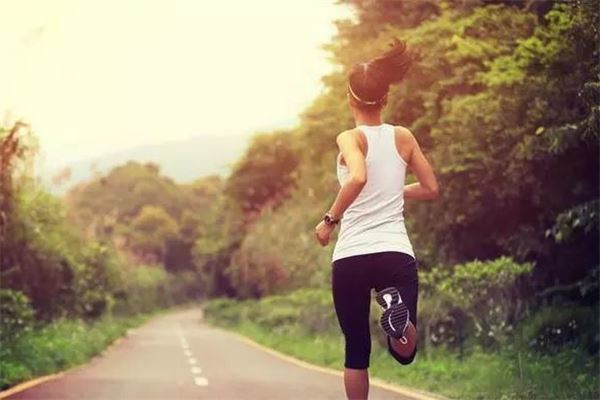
left=348, top=38, right=415, bottom=107
left=367, top=38, right=414, bottom=88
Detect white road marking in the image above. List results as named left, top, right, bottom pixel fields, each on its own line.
left=177, top=328, right=189, bottom=350
left=177, top=325, right=208, bottom=388
left=194, top=377, right=208, bottom=386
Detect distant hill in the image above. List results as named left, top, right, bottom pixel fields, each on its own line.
left=44, top=135, right=250, bottom=193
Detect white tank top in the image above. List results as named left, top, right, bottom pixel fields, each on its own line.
left=332, top=123, right=414, bottom=262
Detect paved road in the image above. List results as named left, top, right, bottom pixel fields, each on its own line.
left=7, top=309, right=418, bottom=400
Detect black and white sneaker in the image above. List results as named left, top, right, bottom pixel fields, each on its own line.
left=375, top=287, right=402, bottom=310
left=376, top=287, right=410, bottom=343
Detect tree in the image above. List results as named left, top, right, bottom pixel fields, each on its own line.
left=225, top=131, right=299, bottom=216
left=129, top=205, right=180, bottom=263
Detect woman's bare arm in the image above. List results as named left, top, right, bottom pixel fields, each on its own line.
left=315, top=129, right=366, bottom=246
left=401, top=129, right=439, bottom=200
left=327, top=130, right=367, bottom=218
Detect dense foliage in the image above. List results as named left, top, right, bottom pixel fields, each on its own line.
left=0, top=123, right=197, bottom=345
left=66, top=161, right=221, bottom=269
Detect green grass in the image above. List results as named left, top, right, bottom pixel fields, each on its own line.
left=0, top=314, right=151, bottom=390
left=204, top=293, right=599, bottom=400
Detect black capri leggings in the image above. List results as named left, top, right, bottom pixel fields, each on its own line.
left=332, top=251, right=418, bottom=369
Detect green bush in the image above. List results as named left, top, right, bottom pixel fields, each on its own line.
left=0, top=362, right=31, bottom=389
left=417, top=294, right=468, bottom=351
left=203, top=297, right=243, bottom=327
left=204, top=289, right=339, bottom=336
left=0, top=290, right=35, bottom=345
left=421, top=257, right=533, bottom=349
left=519, top=305, right=599, bottom=354
left=112, top=265, right=171, bottom=315
left=223, top=177, right=336, bottom=298
left=2, top=165, right=195, bottom=322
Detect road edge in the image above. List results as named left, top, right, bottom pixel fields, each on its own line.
left=0, top=308, right=179, bottom=399
left=0, top=373, right=64, bottom=400
left=223, top=328, right=448, bottom=400
left=0, top=336, right=127, bottom=400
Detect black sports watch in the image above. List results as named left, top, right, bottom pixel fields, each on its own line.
left=323, top=213, right=340, bottom=227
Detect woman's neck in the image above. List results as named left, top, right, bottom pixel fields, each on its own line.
left=353, top=110, right=383, bottom=127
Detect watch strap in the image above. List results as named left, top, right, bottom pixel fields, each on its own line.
left=324, top=213, right=340, bottom=226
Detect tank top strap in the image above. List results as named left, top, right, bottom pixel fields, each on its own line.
left=382, top=123, right=397, bottom=149
left=357, top=124, right=400, bottom=164
left=357, top=124, right=383, bottom=156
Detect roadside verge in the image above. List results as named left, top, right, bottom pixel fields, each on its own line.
left=223, top=328, right=448, bottom=400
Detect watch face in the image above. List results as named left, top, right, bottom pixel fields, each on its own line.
left=324, top=214, right=337, bottom=225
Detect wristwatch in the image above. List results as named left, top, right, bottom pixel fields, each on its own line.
left=323, top=213, right=340, bottom=227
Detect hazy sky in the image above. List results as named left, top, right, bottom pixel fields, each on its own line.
left=1, top=0, right=350, bottom=168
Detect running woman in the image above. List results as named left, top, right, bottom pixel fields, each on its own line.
left=314, top=39, right=439, bottom=400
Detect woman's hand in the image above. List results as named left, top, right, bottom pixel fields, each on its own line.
left=315, top=221, right=335, bottom=246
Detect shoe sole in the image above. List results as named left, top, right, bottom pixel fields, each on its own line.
left=380, top=303, right=410, bottom=340
left=375, top=287, right=401, bottom=310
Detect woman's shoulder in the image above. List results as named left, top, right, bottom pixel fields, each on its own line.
left=392, top=125, right=417, bottom=146
left=336, top=128, right=365, bottom=146
left=336, top=127, right=362, bottom=139
left=391, top=125, right=417, bottom=162
left=391, top=125, right=414, bottom=138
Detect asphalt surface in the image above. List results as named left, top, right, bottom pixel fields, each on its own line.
left=7, top=309, right=417, bottom=400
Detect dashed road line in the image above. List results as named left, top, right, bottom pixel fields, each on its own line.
left=191, top=366, right=202, bottom=374
left=194, top=377, right=209, bottom=387
left=178, top=325, right=210, bottom=389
